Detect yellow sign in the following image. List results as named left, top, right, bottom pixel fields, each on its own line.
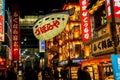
left=0, top=34, right=4, bottom=41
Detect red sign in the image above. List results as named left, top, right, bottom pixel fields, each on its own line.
left=113, top=0, right=120, bottom=18
left=11, top=3, right=20, bottom=61
left=0, top=0, right=5, bottom=41
left=106, top=0, right=120, bottom=20
left=106, top=0, right=111, bottom=20
left=79, top=0, right=91, bottom=42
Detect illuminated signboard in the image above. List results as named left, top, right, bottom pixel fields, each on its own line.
left=11, top=3, right=20, bottom=61
left=111, top=54, right=120, bottom=80
left=0, top=0, right=5, bottom=41
left=33, top=13, right=69, bottom=40
left=39, top=40, right=45, bottom=52
left=91, top=36, right=114, bottom=55
left=33, top=8, right=75, bottom=40
left=79, top=0, right=91, bottom=42
left=106, top=0, right=120, bottom=20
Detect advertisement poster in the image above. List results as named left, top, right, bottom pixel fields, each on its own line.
left=111, top=54, right=120, bottom=80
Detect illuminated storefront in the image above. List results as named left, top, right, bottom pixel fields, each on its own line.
left=81, top=0, right=120, bottom=80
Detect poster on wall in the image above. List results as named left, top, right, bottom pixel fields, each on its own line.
left=111, top=54, right=120, bottom=80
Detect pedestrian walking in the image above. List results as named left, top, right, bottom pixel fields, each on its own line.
left=60, top=68, right=64, bottom=79
left=63, top=67, right=68, bottom=80
left=0, top=70, right=6, bottom=80
left=54, top=68, right=59, bottom=80
left=77, top=65, right=84, bottom=80
left=33, top=69, right=38, bottom=80
left=82, top=66, right=91, bottom=80
left=6, top=67, right=17, bottom=80
left=23, top=67, right=34, bottom=80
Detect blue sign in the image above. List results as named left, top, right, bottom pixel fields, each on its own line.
left=39, top=40, right=45, bottom=52
left=111, top=54, right=120, bottom=80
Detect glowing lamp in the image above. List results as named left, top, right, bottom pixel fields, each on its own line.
left=0, top=58, right=2, bottom=62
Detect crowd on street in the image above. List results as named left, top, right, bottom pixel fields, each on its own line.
left=0, top=65, right=91, bottom=80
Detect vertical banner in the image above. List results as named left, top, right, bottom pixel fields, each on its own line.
left=39, top=40, right=45, bottom=52
left=79, top=0, right=91, bottom=42
left=106, top=0, right=112, bottom=20
left=106, top=0, right=120, bottom=20
left=0, top=0, right=5, bottom=41
left=11, top=3, right=20, bottom=61
left=111, top=54, right=120, bottom=80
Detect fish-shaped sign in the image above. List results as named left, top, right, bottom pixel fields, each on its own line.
left=33, top=7, right=75, bottom=40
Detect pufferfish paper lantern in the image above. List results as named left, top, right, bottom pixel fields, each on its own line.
left=33, top=8, right=75, bottom=40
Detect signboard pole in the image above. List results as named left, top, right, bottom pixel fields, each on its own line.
left=110, top=0, right=118, bottom=54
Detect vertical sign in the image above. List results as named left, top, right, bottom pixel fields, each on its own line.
left=113, top=0, right=120, bottom=18
left=106, top=0, right=120, bottom=20
left=106, top=0, right=112, bottom=20
left=79, top=0, right=91, bottom=42
left=111, top=54, right=120, bottom=80
left=39, top=40, right=45, bottom=52
left=0, top=0, right=5, bottom=41
left=11, top=3, right=20, bottom=61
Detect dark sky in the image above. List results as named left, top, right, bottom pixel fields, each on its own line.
left=20, top=0, right=66, bottom=16
left=6, top=0, right=79, bottom=17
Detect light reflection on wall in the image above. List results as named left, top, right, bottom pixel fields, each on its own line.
left=84, top=45, right=90, bottom=57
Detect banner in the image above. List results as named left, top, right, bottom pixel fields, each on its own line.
left=79, top=0, right=91, bottom=42
left=11, top=3, right=20, bottom=61
left=106, top=0, right=120, bottom=20
left=0, top=0, right=5, bottom=41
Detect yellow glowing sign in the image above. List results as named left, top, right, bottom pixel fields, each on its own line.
left=0, top=34, right=4, bottom=41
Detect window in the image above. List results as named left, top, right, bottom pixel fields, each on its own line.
left=94, top=3, right=107, bottom=30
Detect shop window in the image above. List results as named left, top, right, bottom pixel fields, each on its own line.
left=94, top=3, right=107, bottom=30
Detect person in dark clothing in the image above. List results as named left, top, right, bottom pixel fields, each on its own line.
left=77, top=66, right=84, bottom=80
left=0, top=70, right=6, bottom=80
left=54, top=68, right=59, bottom=80
left=63, top=68, right=68, bottom=80
left=82, top=66, right=91, bottom=80
left=60, top=68, right=64, bottom=79
left=6, top=67, right=17, bottom=80
left=24, top=67, right=34, bottom=80
left=33, top=69, right=38, bottom=80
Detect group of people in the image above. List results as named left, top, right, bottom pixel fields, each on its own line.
left=0, top=67, right=17, bottom=80
left=0, top=66, right=91, bottom=80
left=23, top=67, right=43, bottom=80
left=77, top=66, right=91, bottom=80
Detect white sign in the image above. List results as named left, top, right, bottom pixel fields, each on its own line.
left=33, top=13, right=69, bottom=40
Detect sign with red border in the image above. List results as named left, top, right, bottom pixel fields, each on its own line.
left=79, top=0, right=91, bottom=42
left=11, top=3, right=20, bottom=61
left=106, top=0, right=120, bottom=20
